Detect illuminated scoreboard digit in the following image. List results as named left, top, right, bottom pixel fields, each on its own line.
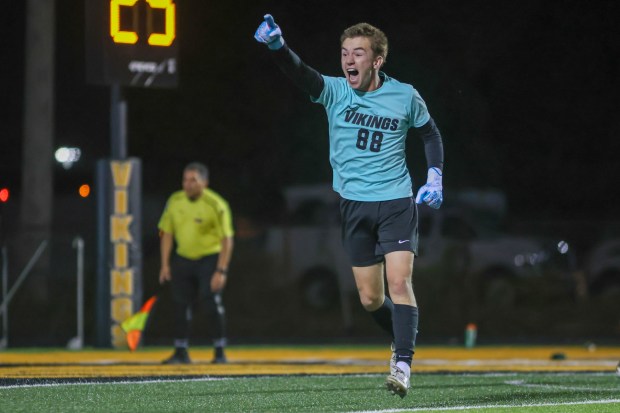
left=86, top=0, right=178, bottom=88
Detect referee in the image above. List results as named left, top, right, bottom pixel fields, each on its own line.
left=158, top=162, right=234, bottom=364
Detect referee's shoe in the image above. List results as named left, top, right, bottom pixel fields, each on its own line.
left=163, top=348, right=191, bottom=364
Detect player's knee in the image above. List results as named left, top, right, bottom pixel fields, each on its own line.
left=387, top=277, right=411, bottom=297
left=358, top=291, right=383, bottom=311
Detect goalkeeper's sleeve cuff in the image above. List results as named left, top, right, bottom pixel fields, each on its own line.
left=268, top=37, right=285, bottom=50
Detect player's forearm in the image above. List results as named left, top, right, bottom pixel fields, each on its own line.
left=271, top=44, right=324, bottom=98
left=417, top=117, right=444, bottom=170
left=160, top=232, right=173, bottom=267
left=217, top=237, right=234, bottom=271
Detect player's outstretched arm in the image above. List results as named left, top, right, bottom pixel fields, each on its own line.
left=254, top=14, right=285, bottom=50
left=415, top=167, right=443, bottom=209
left=254, top=14, right=324, bottom=98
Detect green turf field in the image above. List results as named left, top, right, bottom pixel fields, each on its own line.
left=0, top=372, right=619, bottom=412
left=0, top=345, right=618, bottom=412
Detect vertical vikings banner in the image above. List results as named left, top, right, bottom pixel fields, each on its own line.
left=95, top=159, right=142, bottom=348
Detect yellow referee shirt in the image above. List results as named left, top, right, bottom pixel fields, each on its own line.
left=158, top=188, right=234, bottom=259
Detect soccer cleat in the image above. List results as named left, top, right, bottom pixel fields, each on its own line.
left=386, top=365, right=410, bottom=398
left=162, top=348, right=191, bottom=365
left=389, top=343, right=397, bottom=376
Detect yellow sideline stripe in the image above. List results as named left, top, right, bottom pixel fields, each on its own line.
left=0, top=346, right=618, bottom=379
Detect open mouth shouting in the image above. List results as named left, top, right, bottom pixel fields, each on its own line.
left=346, top=68, right=360, bottom=86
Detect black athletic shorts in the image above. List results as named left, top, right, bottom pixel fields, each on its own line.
left=170, top=253, right=219, bottom=305
left=340, top=196, right=419, bottom=267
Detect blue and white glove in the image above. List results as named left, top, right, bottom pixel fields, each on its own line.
left=415, top=167, right=443, bottom=209
left=254, top=14, right=285, bottom=50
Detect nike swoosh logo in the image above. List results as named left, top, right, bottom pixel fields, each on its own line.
left=398, top=240, right=410, bottom=244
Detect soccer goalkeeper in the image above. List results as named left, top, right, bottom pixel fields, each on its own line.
left=255, top=15, right=444, bottom=398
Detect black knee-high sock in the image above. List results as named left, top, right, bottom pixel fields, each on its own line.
left=393, top=304, right=419, bottom=366
left=206, top=293, right=227, bottom=341
left=173, top=304, right=191, bottom=344
left=370, top=296, right=394, bottom=340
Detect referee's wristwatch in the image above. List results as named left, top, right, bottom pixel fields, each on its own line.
left=216, top=268, right=228, bottom=276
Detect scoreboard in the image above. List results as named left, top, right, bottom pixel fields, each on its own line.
left=86, top=0, right=178, bottom=88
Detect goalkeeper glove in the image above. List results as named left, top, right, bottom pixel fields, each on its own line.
left=254, top=14, right=285, bottom=50
left=415, top=167, right=443, bottom=209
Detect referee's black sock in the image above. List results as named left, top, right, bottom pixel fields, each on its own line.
left=370, top=296, right=395, bottom=340
left=173, top=339, right=189, bottom=350
left=393, top=304, right=419, bottom=367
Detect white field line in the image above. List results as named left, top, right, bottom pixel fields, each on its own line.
left=350, top=398, right=620, bottom=413
left=504, top=379, right=618, bottom=392
left=0, top=376, right=232, bottom=390
left=0, top=371, right=613, bottom=389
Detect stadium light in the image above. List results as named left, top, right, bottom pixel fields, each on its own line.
left=55, top=147, right=82, bottom=169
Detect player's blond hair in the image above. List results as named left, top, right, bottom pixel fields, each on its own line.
left=340, top=23, right=388, bottom=62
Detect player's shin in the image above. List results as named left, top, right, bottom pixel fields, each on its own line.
left=370, top=295, right=395, bottom=339
left=392, top=304, right=418, bottom=368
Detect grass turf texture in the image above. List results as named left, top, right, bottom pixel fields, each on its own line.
left=0, top=373, right=618, bottom=412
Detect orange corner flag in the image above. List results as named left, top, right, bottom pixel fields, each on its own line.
left=121, top=295, right=158, bottom=351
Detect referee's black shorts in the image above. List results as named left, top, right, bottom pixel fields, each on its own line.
left=170, top=253, right=219, bottom=304
left=340, top=196, right=418, bottom=267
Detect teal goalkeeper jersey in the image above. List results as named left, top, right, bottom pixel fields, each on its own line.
left=312, top=73, right=430, bottom=201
